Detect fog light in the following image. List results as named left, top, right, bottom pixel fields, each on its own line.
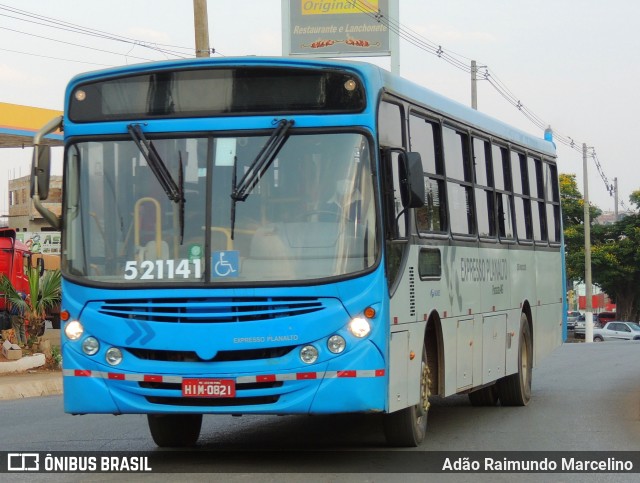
left=300, top=345, right=318, bottom=364
left=105, top=347, right=123, bottom=366
left=65, top=320, right=84, bottom=340
left=82, top=337, right=100, bottom=356
left=348, top=317, right=371, bottom=338
left=327, top=335, right=346, bottom=354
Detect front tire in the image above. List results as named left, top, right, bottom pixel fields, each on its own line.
left=497, top=313, right=532, bottom=406
left=147, top=414, right=202, bottom=447
left=593, top=335, right=604, bottom=342
left=383, top=344, right=430, bottom=447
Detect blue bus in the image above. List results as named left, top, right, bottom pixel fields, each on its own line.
left=32, top=57, right=563, bottom=447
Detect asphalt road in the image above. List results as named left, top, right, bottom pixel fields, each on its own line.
left=1, top=340, right=638, bottom=481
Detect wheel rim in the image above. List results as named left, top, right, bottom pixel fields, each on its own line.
left=417, top=349, right=431, bottom=419
left=521, top=326, right=531, bottom=398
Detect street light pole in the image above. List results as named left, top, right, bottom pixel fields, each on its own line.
left=583, top=143, right=593, bottom=343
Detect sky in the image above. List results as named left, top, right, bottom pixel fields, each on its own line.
left=1, top=0, right=638, bottom=216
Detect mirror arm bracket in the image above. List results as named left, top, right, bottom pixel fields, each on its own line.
left=32, top=116, right=63, bottom=229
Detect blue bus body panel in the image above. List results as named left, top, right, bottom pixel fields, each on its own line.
left=61, top=268, right=389, bottom=415
left=63, top=56, right=555, bottom=157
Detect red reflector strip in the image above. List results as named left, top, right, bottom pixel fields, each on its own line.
left=296, top=372, right=317, bottom=380
left=257, top=374, right=276, bottom=382
left=143, top=375, right=163, bottom=383
left=63, top=368, right=386, bottom=383
left=337, top=370, right=356, bottom=378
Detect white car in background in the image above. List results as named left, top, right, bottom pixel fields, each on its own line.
left=592, top=321, right=640, bottom=342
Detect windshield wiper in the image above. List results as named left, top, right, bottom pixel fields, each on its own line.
left=177, top=151, right=185, bottom=244
left=127, top=123, right=185, bottom=243
left=231, top=119, right=294, bottom=202
left=128, top=124, right=182, bottom=202
left=229, top=119, right=294, bottom=239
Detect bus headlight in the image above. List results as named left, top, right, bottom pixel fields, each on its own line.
left=65, top=321, right=84, bottom=340
left=82, top=337, right=100, bottom=356
left=348, top=317, right=371, bottom=338
left=300, top=345, right=318, bottom=364
left=105, top=347, right=123, bottom=366
left=327, top=335, right=346, bottom=354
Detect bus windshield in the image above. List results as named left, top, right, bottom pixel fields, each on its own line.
left=62, top=131, right=378, bottom=284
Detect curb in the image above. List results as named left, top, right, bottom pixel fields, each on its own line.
left=0, top=354, right=63, bottom=401
left=0, top=370, right=63, bottom=400
left=0, top=353, right=47, bottom=373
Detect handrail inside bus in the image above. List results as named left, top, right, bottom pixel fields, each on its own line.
left=134, top=197, right=163, bottom=259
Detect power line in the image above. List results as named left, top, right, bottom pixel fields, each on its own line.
left=0, top=25, right=157, bottom=62
left=350, top=1, right=624, bottom=210
left=0, top=46, right=113, bottom=66
left=0, top=3, right=193, bottom=59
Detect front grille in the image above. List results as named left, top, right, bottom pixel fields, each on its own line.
left=98, top=296, right=324, bottom=323
left=145, top=395, right=279, bottom=407
left=139, top=381, right=283, bottom=391
left=128, top=345, right=296, bottom=362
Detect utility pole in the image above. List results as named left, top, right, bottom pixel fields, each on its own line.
left=614, top=177, right=619, bottom=221
left=471, top=60, right=478, bottom=110
left=389, top=0, right=400, bottom=75
left=193, top=0, right=210, bottom=58
left=583, top=143, right=594, bottom=343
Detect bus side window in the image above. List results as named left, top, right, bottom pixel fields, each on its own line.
left=443, top=126, right=474, bottom=236
left=544, top=162, right=561, bottom=243
left=409, top=113, right=446, bottom=234
left=492, top=144, right=515, bottom=241
left=472, top=137, right=495, bottom=238
left=511, top=151, right=533, bottom=242
left=383, top=151, right=408, bottom=240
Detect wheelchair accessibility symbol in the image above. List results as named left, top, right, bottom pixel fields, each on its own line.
left=212, top=250, right=239, bottom=277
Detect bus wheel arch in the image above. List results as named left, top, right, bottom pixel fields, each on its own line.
left=521, top=301, right=534, bottom=352
left=383, top=313, right=442, bottom=447
left=496, top=310, right=533, bottom=406
left=424, top=312, right=442, bottom=397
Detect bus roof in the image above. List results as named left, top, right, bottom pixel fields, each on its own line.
left=66, top=56, right=555, bottom=158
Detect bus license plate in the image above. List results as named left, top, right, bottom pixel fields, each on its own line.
left=182, top=379, right=235, bottom=398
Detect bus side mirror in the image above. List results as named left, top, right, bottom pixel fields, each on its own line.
left=31, top=145, right=51, bottom=200
left=37, top=257, right=45, bottom=277
left=399, top=152, right=425, bottom=209
left=31, top=115, right=62, bottom=230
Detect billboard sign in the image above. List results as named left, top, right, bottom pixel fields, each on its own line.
left=284, top=0, right=391, bottom=57
left=16, top=231, right=61, bottom=255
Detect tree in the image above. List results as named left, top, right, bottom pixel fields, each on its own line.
left=589, top=191, right=640, bottom=322
left=559, top=174, right=601, bottom=283
left=0, top=268, right=61, bottom=342
left=561, top=174, right=640, bottom=321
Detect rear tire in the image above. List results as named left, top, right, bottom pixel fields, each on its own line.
left=468, top=384, right=499, bottom=406
left=497, top=313, right=532, bottom=406
left=383, top=344, right=430, bottom=447
left=147, top=414, right=202, bottom=447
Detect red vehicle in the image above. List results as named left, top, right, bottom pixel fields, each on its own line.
left=0, top=228, right=32, bottom=311
left=0, top=229, right=59, bottom=333
left=596, top=311, right=617, bottom=326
